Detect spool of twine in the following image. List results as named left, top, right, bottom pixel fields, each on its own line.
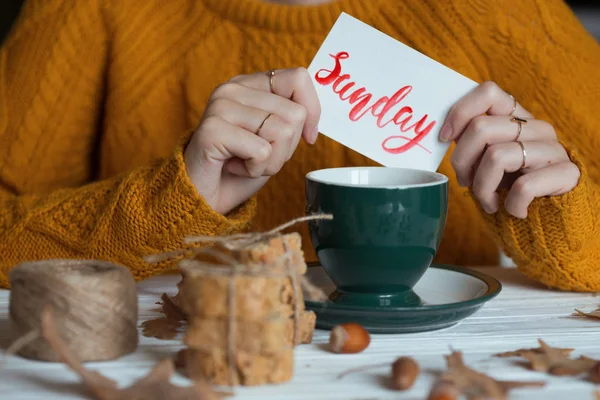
left=9, top=259, right=138, bottom=362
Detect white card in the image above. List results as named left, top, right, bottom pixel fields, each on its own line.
left=307, top=12, right=478, bottom=171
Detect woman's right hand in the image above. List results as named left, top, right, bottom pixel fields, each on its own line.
left=183, top=67, right=321, bottom=215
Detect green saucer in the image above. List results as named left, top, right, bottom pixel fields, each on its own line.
left=304, top=263, right=502, bottom=334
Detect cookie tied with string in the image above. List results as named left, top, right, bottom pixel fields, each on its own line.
left=176, top=234, right=309, bottom=386
left=144, top=215, right=331, bottom=386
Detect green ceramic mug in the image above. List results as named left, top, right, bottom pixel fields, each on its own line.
left=305, top=167, right=448, bottom=307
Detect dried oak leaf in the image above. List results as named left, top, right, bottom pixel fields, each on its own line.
left=159, top=293, right=186, bottom=321
left=494, top=346, right=574, bottom=358
left=142, top=293, right=187, bottom=339
left=141, top=318, right=183, bottom=340
left=573, top=307, right=600, bottom=320
left=40, top=304, right=226, bottom=400
left=514, top=339, right=598, bottom=376
left=429, top=349, right=545, bottom=400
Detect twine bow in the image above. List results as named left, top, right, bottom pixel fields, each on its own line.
left=145, top=214, right=332, bottom=263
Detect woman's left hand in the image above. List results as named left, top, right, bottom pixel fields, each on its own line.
left=440, top=81, right=581, bottom=219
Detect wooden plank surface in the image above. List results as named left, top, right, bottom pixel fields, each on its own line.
left=1, top=267, right=599, bottom=399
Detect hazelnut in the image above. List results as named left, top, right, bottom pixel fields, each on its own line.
left=391, top=356, right=420, bottom=390
left=329, top=323, right=370, bottom=354
left=427, top=381, right=460, bottom=400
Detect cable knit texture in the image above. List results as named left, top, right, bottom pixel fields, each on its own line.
left=0, top=0, right=599, bottom=291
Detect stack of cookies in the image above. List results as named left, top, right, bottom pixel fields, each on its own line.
left=177, top=232, right=316, bottom=386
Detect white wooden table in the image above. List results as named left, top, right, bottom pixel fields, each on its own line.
left=1, top=267, right=600, bottom=399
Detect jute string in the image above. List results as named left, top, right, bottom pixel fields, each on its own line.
left=227, top=261, right=238, bottom=386
left=148, top=214, right=332, bottom=386
left=3, top=259, right=138, bottom=365
left=284, top=240, right=301, bottom=345
left=144, top=214, right=333, bottom=263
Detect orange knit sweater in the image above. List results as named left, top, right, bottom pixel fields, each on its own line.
left=1, top=0, right=599, bottom=291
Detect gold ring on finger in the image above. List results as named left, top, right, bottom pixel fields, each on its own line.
left=267, top=69, right=276, bottom=93
left=257, top=112, right=273, bottom=135
left=511, top=116, right=527, bottom=141
left=516, top=140, right=527, bottom=169
left=508, top=93, right=517, bottom=116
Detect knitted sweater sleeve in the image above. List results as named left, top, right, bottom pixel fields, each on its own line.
left=469, top=0, right=600, bottom=291
left=0, top=0, right=255, bottom=288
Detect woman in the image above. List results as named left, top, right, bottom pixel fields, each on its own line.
left=0, top=0, right=598, bottom=291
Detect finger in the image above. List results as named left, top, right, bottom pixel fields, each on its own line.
left=230, top=67, right=321, bottom=144
left=451, top=116, right=558, bottom=186
left=195, top=116, right=272, bottom=178
left=471, top=141, right=570, bottom=213
left=226, top=158, right=256, bottom=177
left=211, top=83, right=304, bottom=147
left=505, top=161, right=581, bottom=219
left=204, top=98, right=297, bottom=171
left=204, top=97, right=272, bottom=132
left=440, top=81, right=534, bottom=142
left=255, top=114, right=297, bottom=167
left=230, top=115, right=295, bottom=177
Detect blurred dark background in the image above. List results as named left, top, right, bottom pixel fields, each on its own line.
left=1, top=0, right=599, bottom=44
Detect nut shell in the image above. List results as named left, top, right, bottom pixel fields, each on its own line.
left=329, top=323, right=370, bottom=354
left=391, top=356, right=420, bottom=390
left=427, top=381, right=460, bottom=400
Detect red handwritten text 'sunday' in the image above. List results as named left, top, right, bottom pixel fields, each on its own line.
left=314, top=51, right=436, bottom=154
